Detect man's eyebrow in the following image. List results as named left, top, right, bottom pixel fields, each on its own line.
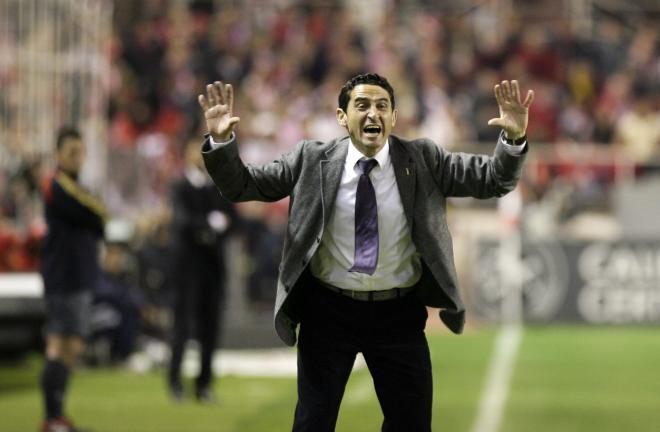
left=353, top=97, right=390, bottom=104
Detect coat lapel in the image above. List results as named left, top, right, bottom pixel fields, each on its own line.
left=320, top=137, right=348, bottom=227
left=389, top=136, right=416, bottom=228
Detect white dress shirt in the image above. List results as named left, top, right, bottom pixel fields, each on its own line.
left=310, top=139, right=421, bottom=291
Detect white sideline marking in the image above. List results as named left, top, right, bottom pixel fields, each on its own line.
left=470, top=324, right=523, bottom=432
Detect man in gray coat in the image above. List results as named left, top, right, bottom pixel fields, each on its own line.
left=198, top=73, right=533, bottom=431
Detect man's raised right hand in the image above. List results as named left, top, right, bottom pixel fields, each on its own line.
left=198, top=81, right=241, bottom=142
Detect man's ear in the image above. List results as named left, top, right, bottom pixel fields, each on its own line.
left=336, top=108, right=347, bottom=128
left=391, top=109, right=398, bottom=128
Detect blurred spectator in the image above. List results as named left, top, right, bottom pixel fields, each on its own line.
left=615, top=83, right=660, bottom=166
left=89, top=241, right=143, bottom=365
left=0, top=160, right=46, bottom=272
left=167, top=138, right=238, bottom=403
left=238, top=201, right=287, bottom=310
left=515, top=26, right=563, bottom=82
left=39, top=126, right=108, bottom=432
left=594, top=72, right=633, bottom=144
left=134, top=212, right=174, bottom=342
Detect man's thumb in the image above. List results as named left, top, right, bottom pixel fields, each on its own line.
left=487, top=118, right=504, bottom=128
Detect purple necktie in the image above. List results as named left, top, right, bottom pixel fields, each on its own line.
left=350, top=159, right=379, bottom=275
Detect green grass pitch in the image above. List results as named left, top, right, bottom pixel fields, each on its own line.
left=1, top=326, right=659, bottom=431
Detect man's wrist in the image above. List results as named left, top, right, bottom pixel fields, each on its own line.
left=503, top=131, right=527, bottom=145
left=208, top=132, right=235, bottom=149
left=211, top=133, right=231, bottom=142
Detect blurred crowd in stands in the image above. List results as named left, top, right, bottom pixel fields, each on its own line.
left=0, top=0, right=658, bottom=356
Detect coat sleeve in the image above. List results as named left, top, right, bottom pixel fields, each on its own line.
left=425, top=133, right=527, bottom=198
left=201, top=135, right=305, bottom=203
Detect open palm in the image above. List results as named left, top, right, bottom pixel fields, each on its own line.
left=198, top=81, right=241, bottom=142
left=487, top=80, right=534, bottom=140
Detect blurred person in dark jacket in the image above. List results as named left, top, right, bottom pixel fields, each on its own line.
left=134, top=214, right=174, bottom=341
left=90, top=241, right=143, bottom=364
left=167, top=138, right=238, bottom=403
left=39, top=126, right=108, bottom=432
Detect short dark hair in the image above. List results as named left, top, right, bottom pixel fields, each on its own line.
left=338, top=73, right=395, bottom=112
left=55, top=126, right=81, bottom=151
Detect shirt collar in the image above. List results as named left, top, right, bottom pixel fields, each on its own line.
left=347, top=138, right=390, bottom=171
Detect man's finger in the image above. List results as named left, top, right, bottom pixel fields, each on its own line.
left=493, top=84, right=504, bottom=106
left=214, top=81, right=226, bottom=106
left=511, top=80, right=521, bottom=103
left=227, top=116, right=241, bottom=128
left=522, top=89, right=535, bottom=108
left=226, top=84, right=234, bottom=114
left=501, top=80, right=512, bottom=101
left=206, top=84, right=217, bottom=107
left=198, top=94, right=209, bottom=111
left=210, top=83, right=222, bottom=106
left=487, top=117, right=504, bottom=128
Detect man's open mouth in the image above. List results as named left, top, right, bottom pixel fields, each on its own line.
left=363, top=125, right=381, bottom=135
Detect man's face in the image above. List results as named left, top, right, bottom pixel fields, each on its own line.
left=337, top=84, right=397, bottom=157
left=57, top=137, right=85, bottom=176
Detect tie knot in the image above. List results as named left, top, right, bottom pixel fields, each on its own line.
left=357, top=159, right=378, bottom=175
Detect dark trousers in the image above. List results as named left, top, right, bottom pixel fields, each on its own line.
left=293, top=280, right=432, bottom=432
left=169, top=255, right=224, bottom=390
